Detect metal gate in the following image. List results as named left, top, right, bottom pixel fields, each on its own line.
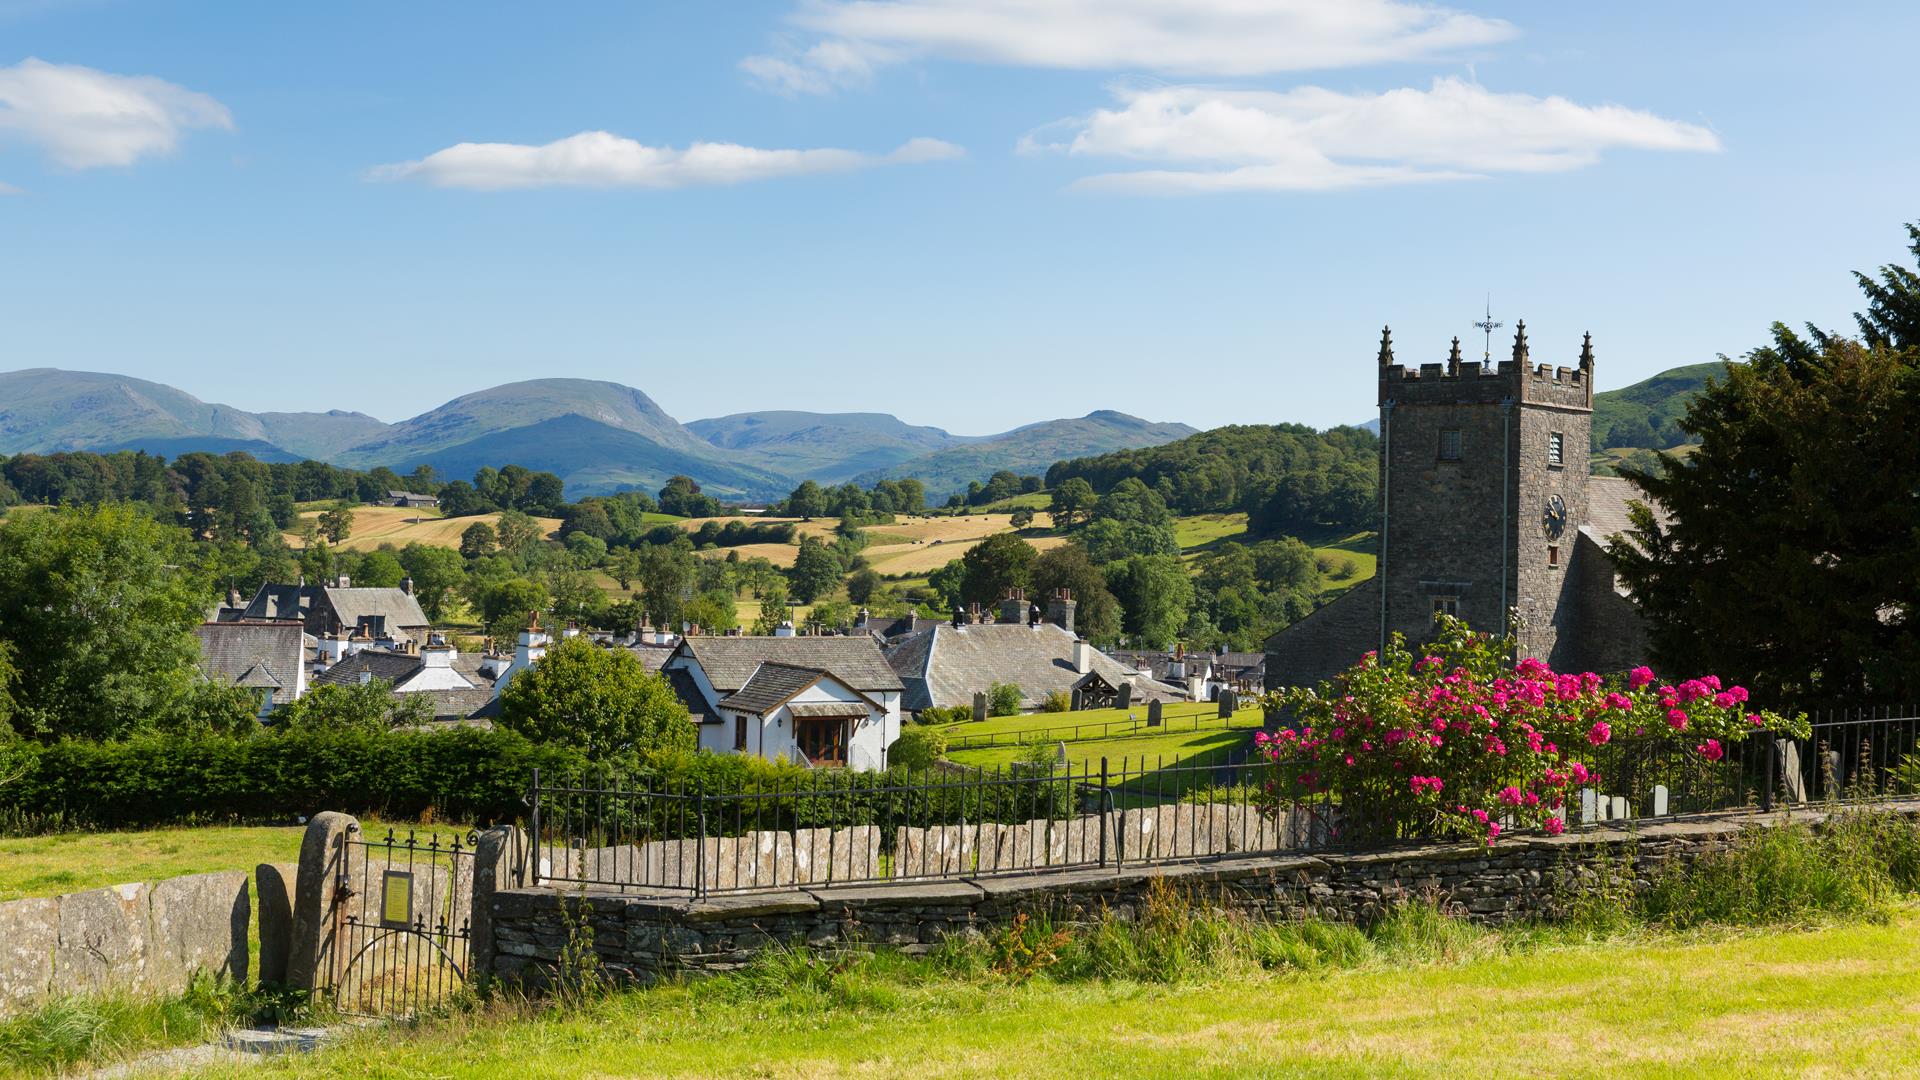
left=324, top=824, right=475, bottom=1016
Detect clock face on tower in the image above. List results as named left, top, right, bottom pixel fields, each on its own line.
left=1542, top=493, right=1568, bottom=540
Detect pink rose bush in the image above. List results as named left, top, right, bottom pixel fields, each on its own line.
left=1257, top=617, right=1805, bottom=845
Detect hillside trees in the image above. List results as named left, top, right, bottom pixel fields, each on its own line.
left=1612, top=222, right=1920, bottom=705
left=1106, top=554, right=1194, bottom=649
left=398, top=543, right=465, bottom=621
left=789, top=534, right=843, bottom=603
left=959, top=532, right=1036, bottom=608
left=317, top=505, right=354, bottom=543
left=1029, top=544, right=1121, bottom=643
left=658, top=475, right=723, bottom=518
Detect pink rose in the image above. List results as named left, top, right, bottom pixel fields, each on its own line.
left=1628, top=666, right=1655, bottom=690
left=1666, top=709, right=1689, bottom=730
left=1544, top=816, right=1565, bottom=837
left=1697, top=738, right=1724, bottom=762
left=1588, top=720, right=1612, bottom=746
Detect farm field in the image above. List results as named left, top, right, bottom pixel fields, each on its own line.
left=284, top=506, right=564, bottom=553
left=945, top=725, right=1253, bottom=771
left=187, top=915, right=1920, bottom=1079
left=1173, top=512, right=1248, bottom=550
left=676, top=512, right=1060, bottom=575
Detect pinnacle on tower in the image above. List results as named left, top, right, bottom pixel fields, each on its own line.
left=1377, top=325, right=1394, bottom=367
left=1511, top=320, right=1529, bottom=364
left=1447, top=336, right=1463, bottom=374
left=1579, top=331, right=1595, bottom=368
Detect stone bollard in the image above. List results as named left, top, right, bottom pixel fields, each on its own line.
left=285, top=812, right=357, bottom=993
left=469, top=825, right=525, bottom=984
left=254, top=863, right=299, bottom=985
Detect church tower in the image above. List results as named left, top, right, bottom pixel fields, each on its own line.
left=1375, top=323, right=1595, bottom=663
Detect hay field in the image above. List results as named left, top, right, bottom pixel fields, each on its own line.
left=681, top=513, right=1058, bottom=573
left=287, top=506, right=562, bottom=552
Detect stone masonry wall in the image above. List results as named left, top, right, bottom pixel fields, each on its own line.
left=0, top=872, right=249, bottom=1016
left=488, top=806, right=1879, bottom=988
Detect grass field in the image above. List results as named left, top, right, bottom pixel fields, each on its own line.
left=946, top=726, right=1253, bottom=771
left=1173, top=512, right=1248, bottom=551
left=174, top=914, right=1920, bottom=1079
left=678, top=512, right=1063, bottom=575
left=285, top=506, right=563, bottom=553
left=931, top=702, right=1263, bottom=770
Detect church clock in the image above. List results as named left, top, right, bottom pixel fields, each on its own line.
left=1541, top=493, right=1568, bottom=540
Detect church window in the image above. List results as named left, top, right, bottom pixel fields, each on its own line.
left=1438, top=428, right=1461, bottom=461
left=1433, top=596, right=1459, bottom=619
left=1548, top=431, right=1565, bottom=467
left=1548, top=545, right=1560, bottom=568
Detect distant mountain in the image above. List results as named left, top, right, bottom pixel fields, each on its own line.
left=687, top=410, right=964, bottom=485
left=255, top=410, right=392, bottom=460
left=854, top=411, right=1199, bottom=498
left=1592, top=361, right=1725, bottom=452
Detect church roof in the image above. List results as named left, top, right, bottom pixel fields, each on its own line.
left=885, top=622, right=1182, bottom=712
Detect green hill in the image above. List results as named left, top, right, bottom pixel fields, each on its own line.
left=687, top=410, right=961, bottom=484
left=1592, top=361, right=1726, bottom=453
left=855, top=411, right=1198, bottom=499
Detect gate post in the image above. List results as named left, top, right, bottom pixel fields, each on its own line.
left=285, top=811, right=359, bottom=992
left=469, top=825, right=525, bottom=984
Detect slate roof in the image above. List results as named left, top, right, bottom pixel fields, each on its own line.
left=195, top=622, right=306, bottom=707
left=242, top=584, right=312, bottom=622
left=665, top=665, right=716, bottom=725
left=673, top=636, right=902, bottom=693
left=314, top=650, right=423, bottom=688
left=859, top=615, right=943, bottom=643
left=717, top=662, right=829, bottom=716
left=884, top=622, right=1183, bottom=712
left=326, top=588, right=430, bottom=630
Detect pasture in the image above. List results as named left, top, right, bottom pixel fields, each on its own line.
left=285, top=506, right=564, bottom=553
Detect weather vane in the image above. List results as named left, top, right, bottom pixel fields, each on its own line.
left=1471, top=296, right=1503, bottom=363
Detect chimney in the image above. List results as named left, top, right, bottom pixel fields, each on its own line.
left=1027, top=603, right=1042, bottom=628
left=358, top=669, right=373, bottom=686
left=226, top=585, right=242, bottom=609
left=421, top=639, right=453, bottom=670
left=400, top=576, right=415, bottom=596
left=774, top=620, right=797, bottom=638
left=1047, top=589, right=1077, bottom=634
left=493, top=612, right=550, bottom=698
left=855, top=608, right=870, bottom=630
left=336, top=574, right=350, bottom=589
left=1073, top=640, right=1093, bottom=675
left=999, top=588, right=1026, bottom=625
left=562, top=621, right=581, bottom=640
left=951, top=606, right=965, bottom=628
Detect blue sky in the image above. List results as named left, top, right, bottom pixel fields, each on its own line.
left=2, top=1, right=1915, bottom=434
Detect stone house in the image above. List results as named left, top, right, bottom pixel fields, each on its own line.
left=662, top=636, right=904, bottom=770
left=313, top=637, right=495, bottom=722
left=1264, top=324, right=1655, bottom=694
left=386, top=490, right=439, bottom=509
left=194, top=620, right=311, bottom=716
left=239, top=576, right=433, bottom=649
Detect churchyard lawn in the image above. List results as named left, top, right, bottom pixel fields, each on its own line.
left=177, top=913, right=1920, bottom=1079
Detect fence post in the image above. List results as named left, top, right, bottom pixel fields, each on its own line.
left=527, top=767, right=542, bottom=885
left=1762, top=737, right=1776, bottom=813
left=694, top=789, right=708, bottom=899
left=1098, top=757, right=1109, bottom=869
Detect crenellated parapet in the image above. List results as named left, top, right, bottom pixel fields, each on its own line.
left=1380, top=321, right=1593, bottom=410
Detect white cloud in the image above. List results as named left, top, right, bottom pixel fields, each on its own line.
left=1025, top=78, right=1720, bottom=193
left=371, top=131, right=963, bottom=191
left=0, top=180, right=20, bottom=194
left=0, top=57, right=231, bottom=168
left=744, top=0, right=1516, bottom=94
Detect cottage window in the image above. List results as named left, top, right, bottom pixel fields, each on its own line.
left=734, top=714, right=748, bottom=751
left=1432, top=597, right=1460, bottom=619
left=1548, top=431, right=1565, bottom=467
left=1438, top=428, right=1462, bottom=461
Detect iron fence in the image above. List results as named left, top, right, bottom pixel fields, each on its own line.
left=522, top=709, right=1920, bottom=898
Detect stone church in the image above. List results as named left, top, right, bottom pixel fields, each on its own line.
left=1263, top=323, right=1654, bottom=692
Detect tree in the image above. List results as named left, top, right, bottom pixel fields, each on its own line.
left=846, top=568, right=884, bottom=605
left=398, top=543, right=466, bottom=621
left=1009, top=508, right=1035, bottom=529
left=355, top=549, right=406, bottom=588
left=275, top=679, right=432, bottom=732
left=637, top=539, right=697, bottom=628
left=475, top=577, right=548, bottom=642
left=1076, top=517, right=1178, bottom=565
left=927, top=558, right=967, bottom=615
left=1029, top=545, right=1122, bottom=643
left=1107, top=554, right=1194, bottom=648
left=888, top=724, right=946, bottom=770
left=789, top=535, right=843, bottom=603
left=608, top=546, right=643, bottom=591
left=0, top=506, right=209, bottom=740
left=658, top=475, right=723, bottom=518
left=548, top=569, right=607, bottom=626
left=785, top=480, right=827, bottom=520
left=317, top=506, right=355, bottom=544
left=683, top=591, right=739, bottom=634
left=460, top=520, right=498, bottom=559
left=753, top=581, right=790, bottom=634
left=959, top=533, right=1036, bottom=609
left=1049, top=478, right=1095, bottom=529
left=494, top=509, right=542, bottom=554
left=496, top=635, right=693, bottom=758
left=987, top=681, right=1023, bottom=716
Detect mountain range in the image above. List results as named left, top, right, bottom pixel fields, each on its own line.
left=0, top=369, right=1195, bottom=500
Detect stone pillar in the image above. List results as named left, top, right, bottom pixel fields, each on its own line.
left=469, top=825, right=525, bottom=983
left=254, top=863, right=299, bottom=986
left=286, top=812, right=357, bottom=992
left=972, top=692, right=988, bottom=722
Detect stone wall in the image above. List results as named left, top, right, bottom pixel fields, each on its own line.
left=0, top=872, right=249, bottom=1015
left=488, top=807, right=1859, bottom=988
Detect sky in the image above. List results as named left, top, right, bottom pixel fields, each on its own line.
left=2, top=1, right=1917, bottom=435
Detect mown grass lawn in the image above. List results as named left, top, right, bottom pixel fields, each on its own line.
left=188, top=916, right=1920, bottom=1079
left=946, top=727, right=1254, bottom=771
left=934, top=703, right=1262, bottom=770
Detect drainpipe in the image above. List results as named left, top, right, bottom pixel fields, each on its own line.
left=1501, top=400, right=1514, bottom=635
left=1378, top=400, right=1393, bottom=655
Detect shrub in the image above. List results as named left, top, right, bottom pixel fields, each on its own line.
left=987, top=682, right=1023, bottom=717
left=1260, top=616, right=1806, bottom=844
left=917, top=705, right=972, bottom=725
left=1039, top=690, right=1072, bottom=713
left=888, top=726, right=947, bottom=771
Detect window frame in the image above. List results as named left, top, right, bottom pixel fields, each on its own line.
left=1438, top=428, right=1462, bottom=462
left=1547, top=430, right=1565, bottom=468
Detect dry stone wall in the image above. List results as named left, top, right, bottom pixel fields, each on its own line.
left=488, top=808, right=1850, bottom=988
left=0, top=872, right=248, bottom=1015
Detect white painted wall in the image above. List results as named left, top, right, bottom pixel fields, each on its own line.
left=672, top=653, right=900, bottom=771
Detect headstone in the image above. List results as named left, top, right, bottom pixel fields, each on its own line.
left=1651, top=785, right=1669, bottom=817
left=1777, top=739, right=1807, bottom=804
left=1070, top=689, right=1084, bottom=712
left=1579, top=789, right=1598, bottom=825
left=1115, top=682, right=1133, bottom=710
left=1610, top=796, right=1629, bottom=820
left=1218, top=689, right=1238, bottom=718
left=1055, top=741, right=1068, bottom=767
left=1146, top=700, right=1163, bottom=728
left=972, top=692, right=988, bottom=722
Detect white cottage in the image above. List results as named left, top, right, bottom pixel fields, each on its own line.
left=662, top=636, right=903, bottom=771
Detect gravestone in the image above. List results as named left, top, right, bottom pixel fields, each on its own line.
left=972, top=692, right=988, bottom=722
left=1070, top=689, right=1084, bottom=712
left=1146, top=700, right=1163, bottom=728
left=1777, top=739, right=1806, bottom=803
left=1115, top=682, right=1132, bottom=710
left=1056, top=741, right=1068, bottom=767
left=1579, top=789, right=1598, bottom=825
left=1651, top=784, right=1669, bottom=817
left=1218, top=689, right=1237, bottom=718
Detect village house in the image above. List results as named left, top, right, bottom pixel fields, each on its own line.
left=194, top=620, right=311, bottom=717
left=236, top=575, right=433, bottom=649
left=313, top=635, right=496, bottom=722
left=884, top=590, right=1183, bottom=714
left=386, top=489, right=439, bottom=509
left=661, top=635, right=904, bottom=770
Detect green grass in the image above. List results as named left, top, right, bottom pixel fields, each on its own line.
left=947, top=726, right=1254, bottom=771
left=171, top=910, right=1920, bottom=1079
left=1172, top=512, right=1248, bottom=551
left=0, top=825, right=309, bottom=902
left=931, top=701, right=1260, bottom=771
left=927, top=701, right=1243, bottom=743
